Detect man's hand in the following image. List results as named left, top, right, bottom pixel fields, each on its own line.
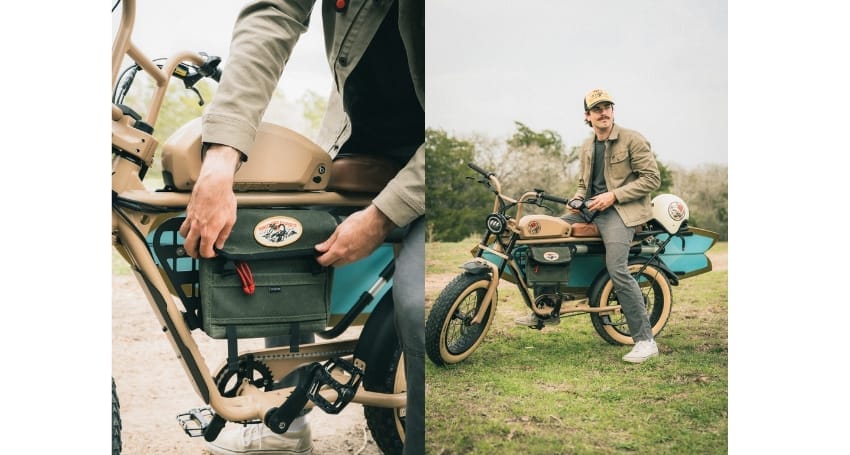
left=178, top=144, right=242, bottom=258
left=315, top=204, right=396, bottom=267
left=585, top=191, right=616, bottom=212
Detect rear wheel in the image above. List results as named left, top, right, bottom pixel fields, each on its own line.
left=588, top=263, right=672, bottom=345
left=357, top=292, right=405, bottom=454
left=425, top=273, right=497, bottom=366
left=363, top=345, right=405, bottom=455
left=112, top=377, right=122, bottom=455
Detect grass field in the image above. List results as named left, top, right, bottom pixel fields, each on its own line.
left=425, top=241, right=728, bottom=454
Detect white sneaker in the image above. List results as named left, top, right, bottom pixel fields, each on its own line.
left=622, top=339, right=659, bottom=363
left=514, top=313, right=560, bottom=327
left=206, top=423, right=312, bottom=455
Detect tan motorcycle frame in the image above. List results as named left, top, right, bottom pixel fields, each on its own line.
left=112, top=0, right=405, bottom=437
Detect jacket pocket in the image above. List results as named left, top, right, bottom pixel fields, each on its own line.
left=608, top=149, right=632, bottom=181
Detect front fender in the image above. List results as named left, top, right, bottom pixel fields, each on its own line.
left=457, top=258, right=501, bottom=325
left=460, top=259, right=492, bottom=275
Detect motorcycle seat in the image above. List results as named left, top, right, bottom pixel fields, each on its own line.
left=570, top=223, right=644, bottom=238
left=569, top=223, right=599, bottom=237
left=326, top=155, right=401, bottom=194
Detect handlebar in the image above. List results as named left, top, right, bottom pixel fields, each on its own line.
left=113, top=0, right=223, bottom=126
left=467, top=162, right=491, bottom=177
left=467, top=162, right=572, bottom=219
left=538, top=192, right=568, bottom=205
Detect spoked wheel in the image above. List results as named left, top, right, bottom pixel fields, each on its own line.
left=425, top=273, right=497, bottom=366
left=588, top=263, right=672, bottom=346
left=112, top=377, right=122, bottom=455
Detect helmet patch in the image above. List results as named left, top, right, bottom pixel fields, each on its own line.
left=667, top=202, right=686, bottom=221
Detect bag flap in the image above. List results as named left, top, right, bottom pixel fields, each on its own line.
left=527, top=245, right=572, bottom=265
left=216, top=209, right=338, bottom=260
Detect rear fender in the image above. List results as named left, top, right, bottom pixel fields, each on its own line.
left=629, top=257, right=679, bottom=286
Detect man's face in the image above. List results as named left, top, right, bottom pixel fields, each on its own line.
left=585, top=102, right=614, bottom=129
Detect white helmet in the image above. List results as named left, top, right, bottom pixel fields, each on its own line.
left=651, top=194, right=689, bottom=234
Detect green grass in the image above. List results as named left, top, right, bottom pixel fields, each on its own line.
left=425, top=241, right=728, bottom=454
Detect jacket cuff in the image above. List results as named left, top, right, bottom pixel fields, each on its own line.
left=201, top=113, right=258, bottom=158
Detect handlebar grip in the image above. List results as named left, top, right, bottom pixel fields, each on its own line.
left=467, top=162, right=490, bottom=176
left=541, top=194, right=569, bottom=205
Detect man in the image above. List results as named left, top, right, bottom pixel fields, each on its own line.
left=178, top=1, right=425, bottom=454
left=514, top=88, right=661, bottom=364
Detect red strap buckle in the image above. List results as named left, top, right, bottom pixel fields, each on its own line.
left=235, top=261, right=256, bottom=295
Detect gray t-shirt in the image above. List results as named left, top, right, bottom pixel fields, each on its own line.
left=589, top=139, right=607, bottom=198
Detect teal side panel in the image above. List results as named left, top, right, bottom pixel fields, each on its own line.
left=330, top=244, right=394, bottom=316
left=565, top=255, right=606, bottom=288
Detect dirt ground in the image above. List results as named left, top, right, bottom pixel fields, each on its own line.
left=112, top=274, right=383, bottom=455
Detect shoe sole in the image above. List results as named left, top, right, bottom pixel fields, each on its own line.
left=622, top=352, right=659, bottom=364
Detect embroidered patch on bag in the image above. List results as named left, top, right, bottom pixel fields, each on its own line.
left=543, top=251, right=560, bottom=261
left=254, top=216, right=303, bottom=247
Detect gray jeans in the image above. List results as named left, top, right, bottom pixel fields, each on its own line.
left=562, top=209, right=653, bottom=342
left=395, top=216, right=425, bottom=455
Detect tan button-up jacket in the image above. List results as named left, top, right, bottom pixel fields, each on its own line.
left=202, top=0, right=424, bottom=228
left=573, top=124, right=661, bottom=227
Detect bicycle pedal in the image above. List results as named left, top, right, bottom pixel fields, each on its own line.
left=308, top=357, right=364, bottom=414
left=176, top=407, right=214, bottom=438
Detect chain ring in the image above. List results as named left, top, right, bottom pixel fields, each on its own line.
left=213, top=356, right=275, bottom=398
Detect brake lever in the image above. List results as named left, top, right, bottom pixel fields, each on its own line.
left=189, top=86, right=205, bottom=106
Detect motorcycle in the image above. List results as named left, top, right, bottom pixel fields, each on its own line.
left=112, top=1, right=406, bottom=453
left=425, top=163, right=718, bottom=366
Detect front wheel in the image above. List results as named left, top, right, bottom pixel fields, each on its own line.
left=112, top=377, right=122, bottom=455
left=588, top=263, right=672, bottom=346
left=425, top=273, right=497, bottom=366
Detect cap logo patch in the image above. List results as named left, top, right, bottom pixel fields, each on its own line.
left=254, top=216, right=303, bottom=247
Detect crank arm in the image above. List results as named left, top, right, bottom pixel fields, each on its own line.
left=264, top=357, right=364, bottom=434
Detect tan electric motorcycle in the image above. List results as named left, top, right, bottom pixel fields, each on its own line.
left=425, top=163, right=719, bottom=366
left=112, top=1, right=406, bottom=453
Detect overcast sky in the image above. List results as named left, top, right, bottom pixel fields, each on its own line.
left=426, top=0, right=727, bottom=169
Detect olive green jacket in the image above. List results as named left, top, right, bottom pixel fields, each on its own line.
left=573, top=124, right=661, bottom=227
left=202, top=0, right=425, bottom=228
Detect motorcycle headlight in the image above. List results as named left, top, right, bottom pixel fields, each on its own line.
left=486, top=213, right=507, bottom=235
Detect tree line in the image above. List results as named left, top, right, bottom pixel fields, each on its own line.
left=425, top=122, right=728, bottom=242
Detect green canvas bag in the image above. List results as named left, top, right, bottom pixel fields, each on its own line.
left=199, top=208, right=338, bottom=339
left=525, top=245, right=572, bottom=286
